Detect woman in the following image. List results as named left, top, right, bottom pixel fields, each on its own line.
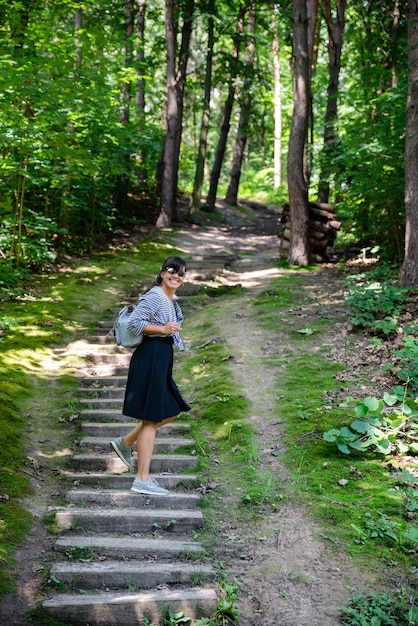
left=110, top=256, right=191, bottom=495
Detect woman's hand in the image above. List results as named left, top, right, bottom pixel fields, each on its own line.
left=163, top=322, right=181, bottom=335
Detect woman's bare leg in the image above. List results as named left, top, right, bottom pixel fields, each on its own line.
left=122, top=422, right=143, bottom=447
left=135, top=415, right=179, bottom=480
left=135, top=420, right=159, bottom=481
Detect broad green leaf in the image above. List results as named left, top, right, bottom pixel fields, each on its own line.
left=354, top=403, right=369, bottom=418
left=375, top=440, right=391, bottom=454
left=349, top=440, right=370, bottom=450
left=340, top=426, right=356, bottom=440
left=363, top=396, right=382, bottom=413
left=351, top=420, right=371, bottom=434
left=323, top=429, right=340, bottom=442
left=383, top=392, right=398, bottom=406
left=336, top=442, right=351, bottom=454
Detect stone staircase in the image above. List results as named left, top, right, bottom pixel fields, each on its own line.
left=42, top=298, right=218, bottom=625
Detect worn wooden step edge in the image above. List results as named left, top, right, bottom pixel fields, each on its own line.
left=79, top=398, right=125, bottom=406
left=54, top=507, right=204, bottom=533
left=69, top=453, right=198, bottom=472
left=77, top=387, right=126, bottom=397
left=83, top=355, right=132, bottom=365
left=49, top=562, right=215, bottom=590
left=54, top=535, right=205, bottom=558
left=79, top=436, right=195, bottom=450
left=63, top=472, right=199, bottom=489
left=42, top=587, right=218, bottom=625
left=80, top=410, right=134, bottom=421
left=78, top=374, right=127, bottom=388
left=80, top=421, right=190, bottom=435
left=65, top=489, right=201, bottom=509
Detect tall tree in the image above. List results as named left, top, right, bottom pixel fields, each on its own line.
left=205, top=1, right=246, bottom=211
left=120, top=0, right=135, bottom=124
left=317, top=0, right=346, bottom=203
left=135, top=0, right=146, bottom=114
left=287, top=0, right=310, bottom=265
left=401, top=0, right=418, bottom=286
left=157, top=0, right=194, bottom=227
left=225, top=1, right=256, bottom=206
left=273, top=4, right=282, bottom=189
left=189, top=0, right=215, bottom=217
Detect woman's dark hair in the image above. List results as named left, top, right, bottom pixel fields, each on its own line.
left=148, top=256, right=187, bottom=288
left=160, top=256, right=187, bottom=274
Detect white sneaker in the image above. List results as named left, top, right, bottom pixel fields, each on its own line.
left=131, top=477, right=169, bottom=495
left=110, top=437, right=134, bottom=467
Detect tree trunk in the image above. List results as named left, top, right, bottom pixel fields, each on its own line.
left=318, top=0, right=346, bottom=204
left=287, top=0, right=310, bottom=266
left=157, top=0, right=178, bottom=227
left=205, top=2, right=245, bottom=211
left=135, top=0, right=146, bottom=114
left=119, top=0, right=135, bottom=124
left=273, top=5, right=282, bottom=189
left=189, top=0, right=215, bottom=217
left=74, top=8, right=82, bottom=74
left=157, top=0, right=194, bottom=226
left=225, top=1, right=256, bottom=207
left=401, top=0, right=418, bottom=286
left=171, top=0, right=194, bottom=222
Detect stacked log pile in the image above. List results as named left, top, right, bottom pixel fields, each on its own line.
left=279, top=202, right=341, bottom=263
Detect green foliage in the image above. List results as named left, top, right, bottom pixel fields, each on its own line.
left=0, top=235, right=173, bottom=600
left=393, top=334, right=418, bottom=392
left=340, top=591, right=418, bottom=626
left=323, top=392, right=418, bottom=456
left=344, top=271, right=409, bottom=337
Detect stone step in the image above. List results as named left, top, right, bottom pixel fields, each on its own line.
left=70, top=453, right=197, bottom=473
left=81, top=366, right=129, bottom=378
left=54, top=535, right=204, bottom=559
left=65, top=489, right=201, bottom=509
left=77, top=386, right=125, bottom=399
left=54, top=507, right=204, bottom=533
left=79, top=436, right=195, bottom=453
left=81, top=421, right=190, bottom=437
left=49, top=561, right=215, bottom=591
left=84, top=354, right=132, bottom=365
left=64, top=472, right=199, bottom=490
left=42, top=587, right=218, bottom=625
left=80, top=409, right=133, bottom=421
left=79, top=398, right=124, bottom=409
left=97, top=320, right=119, bottom=330
left=79, top=375, right=127, bottom=386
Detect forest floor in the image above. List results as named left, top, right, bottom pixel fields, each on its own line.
left=173, top=201, right=384, bottom=626
left=0, top=199, right=401, bottom=625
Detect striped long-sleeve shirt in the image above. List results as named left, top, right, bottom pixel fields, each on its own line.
left=127, top=285, right=185, bottom=350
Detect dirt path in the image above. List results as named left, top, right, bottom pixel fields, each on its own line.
left=174, top=203, right=376, bottom=625
left=0, top=201, right=377, bottom=625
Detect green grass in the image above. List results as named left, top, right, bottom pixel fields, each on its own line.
left=0, top=234, right=181, bottom=599
left=178, top=265, right=417, bottom=616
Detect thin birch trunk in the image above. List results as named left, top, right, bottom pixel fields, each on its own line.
left=205, top=3, right=245, bottom=211
left=287, top=0, right=310, bottom=266
left=225, top=1, right=256, bottom=206
left=189, top=0, right=215, bottom=216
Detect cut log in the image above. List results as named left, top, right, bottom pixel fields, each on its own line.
left=278, top=201, right=341, bottom=262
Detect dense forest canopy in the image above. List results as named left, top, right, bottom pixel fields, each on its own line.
left=0, top=0, right=415, bottom=296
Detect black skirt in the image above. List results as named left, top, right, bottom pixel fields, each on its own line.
left=122, top=336, right=191, bottom=423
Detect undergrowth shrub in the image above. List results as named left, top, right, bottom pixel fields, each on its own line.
left=340, top=591, right=418, bottom=626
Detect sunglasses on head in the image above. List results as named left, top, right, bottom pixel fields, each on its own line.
left=165, top=267, right=186, bottom=277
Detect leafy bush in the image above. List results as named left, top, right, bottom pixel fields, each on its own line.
left=393, top=333, right=418, bottom=392
left=340, top=591, right=418, bottom=625
left=323, top=391, right=418, bottom=456
left=344, top=272, right=409, bottom=337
